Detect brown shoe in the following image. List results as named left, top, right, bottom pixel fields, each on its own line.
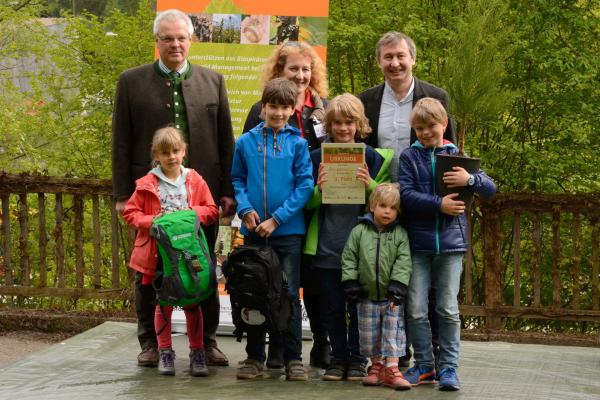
left=205, top=346, right=229, bottom=366
left=362, top=362, right=384, bottom=386
left=382, top=366, right=411, bottom=390
left=137, top=347, right=159, bottom=367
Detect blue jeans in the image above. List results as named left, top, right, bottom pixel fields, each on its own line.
left=407, top=253, right=463, bottom=370
left=244, top=234, right=303, bottom=363
left=317, top=268, right=365, bottom=365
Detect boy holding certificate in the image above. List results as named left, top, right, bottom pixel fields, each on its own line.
left=303, top=93, right=393, bottom=381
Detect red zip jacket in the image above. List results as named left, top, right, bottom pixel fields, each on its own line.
left=123, top=169, right=218, bottom=276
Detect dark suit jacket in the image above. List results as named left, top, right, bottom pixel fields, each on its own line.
left=358, top=77, right=456, bottom=148
left=112, top=62, right=235, bottom=202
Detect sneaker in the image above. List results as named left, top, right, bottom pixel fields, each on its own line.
left=362, top=362, right=384, bottom=386
left=438, top=367, right=460, bottom=391
left=158, top=349, right=176, bottom=376
left=322, top=363, right=346, bottom=381
left=309, top=343, right=331, bottom=369
left=404, top=364, right=436, bottom=386
left=189, top=349, right=209, bottom=377
left=205, top=345, right=229, bottom=366
left=285, top=360, right=308, bottom=381
left=236, top=359, right=264, bottom=379
left=382, top=366, right=411, bottom=390
left=346, top=362, right=367, bottom=381
left=137, top=347, right=159, bottom=367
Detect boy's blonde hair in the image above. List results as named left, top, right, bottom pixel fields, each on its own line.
left=369, top=183, right=401, bottom=213
left=323, top=93, right=372, bottom=140
left=410, top=97, right=448, bottom=126
left=261, top=41, right=329, bottom=99
left=151, top=126, right=187, bottom=163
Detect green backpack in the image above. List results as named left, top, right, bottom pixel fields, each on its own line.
left=150, top=209, right=216, bottom=306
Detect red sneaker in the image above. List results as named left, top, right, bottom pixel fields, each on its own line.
left=383, top=366, right=411, bottom=390
left=362, top=362, right=384, bottom=386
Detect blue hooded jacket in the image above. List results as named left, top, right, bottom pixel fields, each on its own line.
left=398, top=140, right=496, bottom=253
left=232, top=121, right=314, bottom=237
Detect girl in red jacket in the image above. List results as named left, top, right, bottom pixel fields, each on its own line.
left=123, top=126, right=218, bottom=377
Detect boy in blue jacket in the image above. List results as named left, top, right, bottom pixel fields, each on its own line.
left=231, top=77, right=314, bottom=381
left=398, top=98, right=496, bottom=391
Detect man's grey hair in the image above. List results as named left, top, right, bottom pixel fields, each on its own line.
left=153, top=9, right=193, bottom=36
left=376, top=31, right=417, bottom=60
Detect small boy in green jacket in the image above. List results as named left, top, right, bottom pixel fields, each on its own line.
left=341, top=183, right=412, bottom=391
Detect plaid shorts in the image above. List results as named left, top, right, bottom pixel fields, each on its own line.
left=357, top=299, right=406, bottom=358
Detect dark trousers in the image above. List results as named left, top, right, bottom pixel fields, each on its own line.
left=134, top=223, right=221, bottom=350
left=317, top=268, right=365, bottom=364
left=301, top=256, right=329, bottom=347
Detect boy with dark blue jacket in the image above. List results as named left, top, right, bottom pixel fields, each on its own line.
left=231, top=78, right=314, bottom=381
left=398, top=98, right=496, bottom=391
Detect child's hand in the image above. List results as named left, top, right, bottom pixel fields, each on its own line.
left=242, top=211, right=260, bottom=231
left=356, top=164, right=371, bottom=187
left=387, top=280, right=408, bottom=307
left=255, top=218, right=278, bottom=238
left=440, top=193, right=465, bottom=216
left=317, top=163, right=328, bottom=192
left=152, top=212, right=163, bottom=221
left=443, top=166, right=470, bottom=188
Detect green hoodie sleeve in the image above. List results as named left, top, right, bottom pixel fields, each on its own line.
left=341, top=225, right=361, bottom=282
left=390, top=226, right=412, bottom=286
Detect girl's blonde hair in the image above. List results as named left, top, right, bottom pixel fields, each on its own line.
left=369, top=183, right=401, bottom=213
left=410, top=97, right=448, bottom=126
left=150, top=126, right=187, bottom=166
left=323, top=93, right=372, bottom=140
left=261, top=41, right=329, bottom=99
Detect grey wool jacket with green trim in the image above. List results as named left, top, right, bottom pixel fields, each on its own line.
left=341, top=213, right=412, bottom=302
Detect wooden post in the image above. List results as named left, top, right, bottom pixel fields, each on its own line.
left=464, top=209, right=473, bottom=304
left=532, top=213, right=542, bottom=308
left=482, top=202, right=502, bottom=330
left=92, top=195, right=101, bottom=289
left=18, top=193, right=29, bottom=286
left=55, top=193, right=65, bottom=288
left=74, top=195, right=84, bottom=288
left=110, top=198, right=120, bottom=289
left=1, top=194, right=12, bottom=285
left=38, top=193, right=47, bottom=287
left=592, top=219, right=599, bottom=311
left=571, top=213, right=581, bottom=309
left=512, top=211, right=521, bottom=307
left=551, top=210, right=561, bottom=307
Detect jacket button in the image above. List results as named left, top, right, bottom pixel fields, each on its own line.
left=166, top=104, right=171, bottom=109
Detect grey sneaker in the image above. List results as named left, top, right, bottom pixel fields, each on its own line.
left=322, top=363, right=346, bottom=381
left=158, top=348, right=175, bottom=376
left=346, top=362, right=367, bottom=381
left=189, top=349, right=209, bottom=377
left=286, top=360, right=308, bottom=381
left=236, top=359, right=264, bottom=379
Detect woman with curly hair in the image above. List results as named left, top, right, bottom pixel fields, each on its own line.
left=243, top=41, right=329, bottom=152
left=242, top=41, right=331, bottom=372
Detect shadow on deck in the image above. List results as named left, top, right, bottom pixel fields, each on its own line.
left=0, top=321, right=598, bottom=400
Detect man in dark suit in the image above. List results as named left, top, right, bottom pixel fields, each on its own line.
left=112, top=9, right=235, bottom=368
left=358, top=31, right=451, bottom=369
left=359, top=31, right=455, bottom=181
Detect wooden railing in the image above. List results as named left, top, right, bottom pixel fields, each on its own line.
left=1, top=173, right=599, bottom=332
left=0, top=173, right=129, bottom=300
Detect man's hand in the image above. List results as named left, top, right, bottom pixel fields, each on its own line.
left=443, top=166, right=470, bottom=188
left=440, top=193, right=465, bottom=216
left=115, top=200, right=126, bottom=215
left=242, top=211, right=260, bottom=231
left=220, top=196, right=236, bottom=217
left=255, top=218, right=278, bottom=238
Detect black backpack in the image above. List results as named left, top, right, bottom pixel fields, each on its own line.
left=223, top=245, right=291, bottom=342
